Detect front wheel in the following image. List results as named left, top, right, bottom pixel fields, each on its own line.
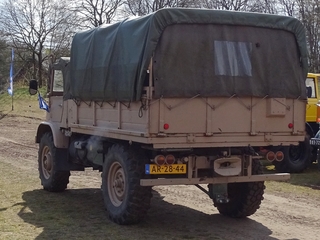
left=102, top=144, right=152, bottom=225
left=212, top=160, right=265, bottom=218
left=38, top=132, right=70, bottom=192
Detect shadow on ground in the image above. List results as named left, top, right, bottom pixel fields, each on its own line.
left=18, top=188, right=276, bottom=240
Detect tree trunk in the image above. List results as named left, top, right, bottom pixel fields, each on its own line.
left=38, top=55, right=43, bottom=88
left=32, top=52, right=37, bottom=84
left=38, top=43, right=43, bottom=88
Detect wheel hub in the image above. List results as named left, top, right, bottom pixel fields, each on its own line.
left=41, top=146, right=53, bottom=179
left=44, top=153, right=52, bottom=171
left=108, top=162, right=126, bottom=207
left=113, top=172, right=124, bottom=197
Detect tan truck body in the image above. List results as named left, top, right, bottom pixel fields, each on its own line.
left=52, top=94, right=305, bottom=148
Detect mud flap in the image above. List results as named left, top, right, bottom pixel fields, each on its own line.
left=208, top=183, right=229, bottom=204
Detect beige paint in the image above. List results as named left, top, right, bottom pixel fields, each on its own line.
left=56, top=93, right=305, bottom=148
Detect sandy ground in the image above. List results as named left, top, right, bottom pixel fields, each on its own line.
left=1, top=115, right=320, bottom=240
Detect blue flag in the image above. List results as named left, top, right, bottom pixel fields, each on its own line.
left=7, top=48, right=14, bottom=96
left=38, top=93, right=49, bottom=112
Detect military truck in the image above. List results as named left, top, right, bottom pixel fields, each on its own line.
left=274, top=73, right=320, bottom=173
left=29, top=8, right=308, bottom=225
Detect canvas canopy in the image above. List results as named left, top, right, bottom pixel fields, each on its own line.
left=68, top=8, right=308, bottom=102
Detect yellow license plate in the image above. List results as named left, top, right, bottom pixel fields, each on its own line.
left=145, top=164, right=186, bottom=174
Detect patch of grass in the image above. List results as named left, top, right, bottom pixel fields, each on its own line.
left=0, top=85, right=47, bottom=119
left=0, top=161, right=43, bottom=239
left=263, top=161, right=320, bottom=197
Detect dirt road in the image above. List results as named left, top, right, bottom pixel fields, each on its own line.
left=1, top=115, right=320, bottom=240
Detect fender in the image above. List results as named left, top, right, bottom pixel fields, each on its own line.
left=35, top=122, right=69, bottom=148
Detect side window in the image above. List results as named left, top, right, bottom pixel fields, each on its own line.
left=52, top=70, right=63, bottom=92
left=305, top=77, right=316, bottom=98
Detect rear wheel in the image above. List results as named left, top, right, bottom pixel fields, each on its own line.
left=102, top=144, right=152, bottom=225
left=274, top=136, right=311, bottom=173
left=212, top=160, right=265, bottom=218
left=38, top=132, right=70, bottom=192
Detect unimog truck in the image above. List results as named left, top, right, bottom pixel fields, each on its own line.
left=29, top=8, right=308, bottom=225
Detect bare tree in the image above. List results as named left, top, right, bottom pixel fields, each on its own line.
left=78, top=0, right=123, bottom=27
left=0, top=0, right=78, bottom=87
left=123, top=0, right=199, bottom=17
left=297, top=0, right=320, bottom=72
left=200, top=0, right=275, bottom=12
left=278, top=0, right=297, bottom=16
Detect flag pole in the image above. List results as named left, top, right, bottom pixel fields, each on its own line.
left=11, top=48, right=14, bottom=110
left=8, top=48, right=14, bottom=110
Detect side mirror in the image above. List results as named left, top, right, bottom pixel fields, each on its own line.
left=29, top=79, right=38, bottom=95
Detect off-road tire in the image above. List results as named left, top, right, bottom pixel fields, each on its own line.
left=38, top=132, right=70, bottom=192
left=212, top=160, right=265, bottom=218
left=102, top=144, right=152, bottom=225
left=274, top=136, right=311, bottom=173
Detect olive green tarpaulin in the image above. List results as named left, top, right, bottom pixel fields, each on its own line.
left=68, top=8, right=308, bottom=102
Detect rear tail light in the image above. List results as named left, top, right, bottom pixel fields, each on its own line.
left=275, top=151, right=284, bottom=161
left=154, top=155, right=165, bottom=165
left=165, top=155, right=175, bottom=165
left=266, top=151, right=276, bottom=162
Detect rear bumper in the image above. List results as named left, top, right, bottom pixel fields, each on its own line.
left=140, top=173, right=290, bottom=186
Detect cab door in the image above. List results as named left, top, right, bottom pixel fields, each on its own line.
left=306, top=74, right=318, bottom=123
left=49, top=66, right=64, bottom=123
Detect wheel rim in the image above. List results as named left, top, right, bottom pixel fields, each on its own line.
left=41, top=146, right=53, bottom=179
left=108, top=162, right=126, bottom=207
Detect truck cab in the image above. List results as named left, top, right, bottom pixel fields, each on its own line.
left=306, top=73, right=320, bottom=133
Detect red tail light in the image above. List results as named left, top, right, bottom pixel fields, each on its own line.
left=266, top=151, right=275, bottom=162
left=154, top=155, right=165, bottom=165
left=275, top=151, right=284, bottom=161
left=165, top=155, right=175, bottom=165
